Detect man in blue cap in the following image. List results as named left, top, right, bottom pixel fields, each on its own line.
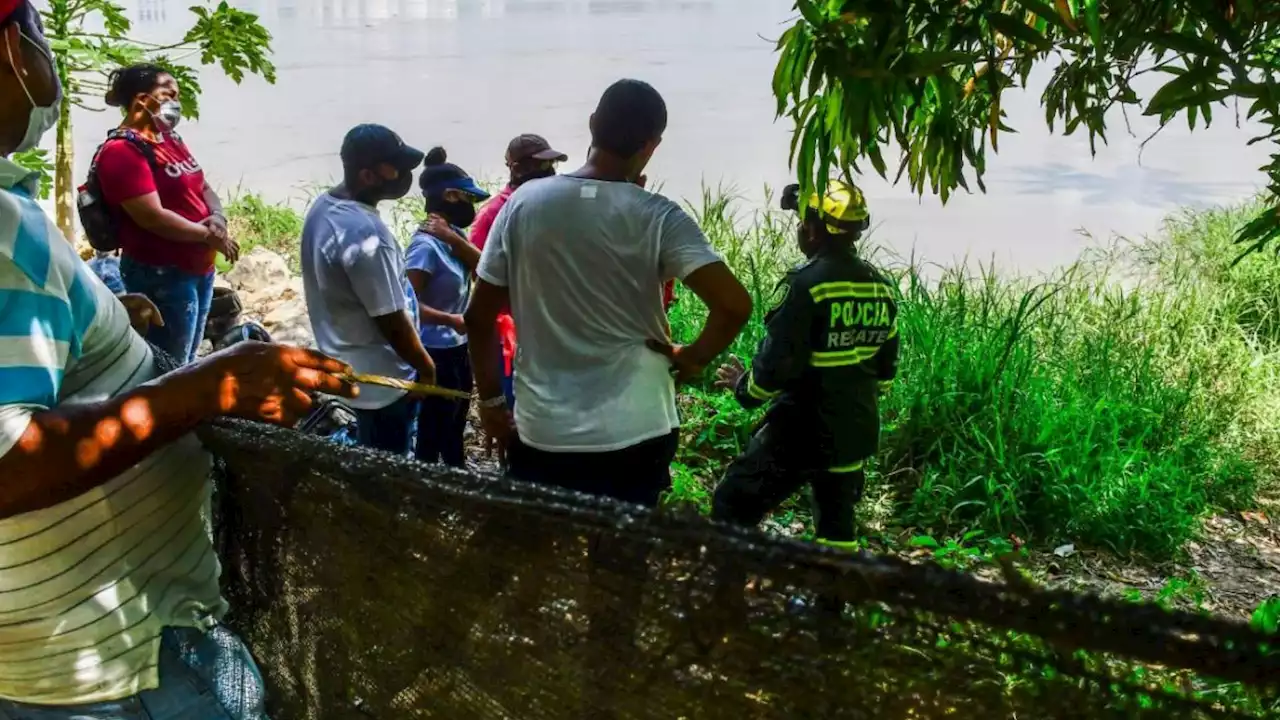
left=301, top=123, right=435, bottom=455
left=0, top=0, right=358, bottom=715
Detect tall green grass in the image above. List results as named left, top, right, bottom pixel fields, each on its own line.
left=670, top=196, right=1280, bottom=559
left=217, top=192, right=306, bottom=273
left=225, top=187, right=1280, bottom=559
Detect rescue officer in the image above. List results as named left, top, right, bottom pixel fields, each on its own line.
left=711, top=179, right=898, bottom=549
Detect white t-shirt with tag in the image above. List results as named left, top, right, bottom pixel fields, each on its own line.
left=477, top=175, right=722, bottom=452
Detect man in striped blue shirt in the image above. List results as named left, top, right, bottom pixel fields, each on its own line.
left=0, top=1, right=358, bottom=716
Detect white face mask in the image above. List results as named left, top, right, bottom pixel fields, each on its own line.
left=6, top=30, right=60, bottom=154
left=149, top=100, right=182, bottom=131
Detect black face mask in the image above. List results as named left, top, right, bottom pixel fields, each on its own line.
left=382, top=170, right=414, bottom=202
left=353, top=168, right=413, bottom=206
left=513, top=165, right=555, bottom=187
left=437, top=199, right=477, bottom=229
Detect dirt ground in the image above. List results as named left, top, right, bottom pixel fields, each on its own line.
left=1044, top=504, right=1280, bottom=620
left=883, top=497, right=1280, bottom=621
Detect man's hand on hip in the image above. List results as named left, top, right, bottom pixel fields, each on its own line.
left=646, top=339, right=710, bottom=383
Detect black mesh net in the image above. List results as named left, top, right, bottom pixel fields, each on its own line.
left=201, top=420, right=1280, bottom=719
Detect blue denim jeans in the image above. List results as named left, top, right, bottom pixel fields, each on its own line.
left=87, top=254, right=126, bottom=295
left=355, top=393, right=420, bottom=456
left=0, top=626, right=268, bottom=720
left=121, top=257, right=215, bottom=364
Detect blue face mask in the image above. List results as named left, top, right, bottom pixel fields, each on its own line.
left=7, top=28, right=61, bottom=153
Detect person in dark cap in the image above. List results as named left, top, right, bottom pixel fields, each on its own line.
left=469, top=132, right=569, bottom=410
left=300, top=123, right=436, bottom=455
left=0, top=1, right=357, bottom=715
left=405, top=146, right=489, bottom=466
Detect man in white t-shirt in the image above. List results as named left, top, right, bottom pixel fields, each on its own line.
left=462, top=80, right=751, bottom=712
left=468, top=79, right=752, bottom=499
left=301, top=124, right=435, bottom=455
left=0, top=2, right=357, bottom=714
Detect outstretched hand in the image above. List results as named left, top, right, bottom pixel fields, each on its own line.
left=198, top=342, right=358, bottom=427
left=714, top=355, right=745, bottom=391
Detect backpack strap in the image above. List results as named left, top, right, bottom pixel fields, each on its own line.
left=87, top=128, right=160, bottom=179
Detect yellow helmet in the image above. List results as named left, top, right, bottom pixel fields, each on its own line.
left=782, top=179, right=870, bottom=236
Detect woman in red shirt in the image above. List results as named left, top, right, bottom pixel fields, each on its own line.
left=96, top=64, right=239, bottom=363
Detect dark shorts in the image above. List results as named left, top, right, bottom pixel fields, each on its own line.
left=355, top=394, right=420, bottom=456
left=415, top=344, right=473, bottom=467
left=506, top=430, right=679, bottom=508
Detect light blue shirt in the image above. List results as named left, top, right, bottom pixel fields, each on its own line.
left=300, top=192, right=419, bottom=409
left=405, top=230, right=470, bottom=349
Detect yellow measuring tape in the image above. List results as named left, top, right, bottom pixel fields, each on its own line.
left=341, top=372, right=471, bottom=401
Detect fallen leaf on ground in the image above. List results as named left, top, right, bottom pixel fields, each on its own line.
left=1241, top=511, right=1269, bottom=525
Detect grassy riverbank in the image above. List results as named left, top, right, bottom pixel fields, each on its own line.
left=671, top=196, right=1280, bottom=564
left=224, top=190, right=1280, bottom=567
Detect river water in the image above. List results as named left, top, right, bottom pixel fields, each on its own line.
left=68, top=0, right=1272, bottom=271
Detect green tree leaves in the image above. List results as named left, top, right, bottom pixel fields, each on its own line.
left=45, top=0, right=275, bottom=119
left=12, top=148, right=53, bottom=199
left=185, top=2, right=276, bottom=86
left=774, top=0, right=1280, bottom=258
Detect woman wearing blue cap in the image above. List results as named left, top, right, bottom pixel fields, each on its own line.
left=406, top=147, right=488, bottom=466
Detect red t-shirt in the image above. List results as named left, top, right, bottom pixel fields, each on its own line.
left=96, top=131, right=215, bottom=275
left=472, top=185, right=519, bottom=374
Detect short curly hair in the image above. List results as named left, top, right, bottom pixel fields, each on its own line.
left=590, top=79, right=668, bottom=158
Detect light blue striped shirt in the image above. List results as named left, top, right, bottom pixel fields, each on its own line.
left=0, top=157, right=223, bottom=705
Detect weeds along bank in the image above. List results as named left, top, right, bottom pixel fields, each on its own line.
left=668, top=196, right=1280, bottom=560
left=223, top=190, right=1280, bottom=560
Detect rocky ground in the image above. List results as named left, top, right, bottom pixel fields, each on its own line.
left=219, top=248, right=314, bottom=348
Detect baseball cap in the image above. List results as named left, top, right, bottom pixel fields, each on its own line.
left=340, top=124, right=425, bottom=172
left=506, top=134, right=568, bottom=164
left=422, top=173, right=491, bottom=201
